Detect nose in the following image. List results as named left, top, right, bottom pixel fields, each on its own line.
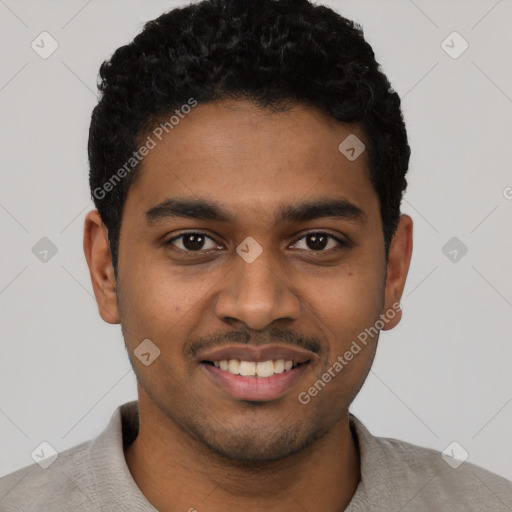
left=213, top=244, right=301, bottom=331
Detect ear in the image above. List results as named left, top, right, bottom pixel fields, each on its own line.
left=381, top=214, right=413, bottom=330
left=83, top=210, right=120, bottom=324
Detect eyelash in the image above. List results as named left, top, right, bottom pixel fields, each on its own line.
left=164, top=231, right=348, bottom=254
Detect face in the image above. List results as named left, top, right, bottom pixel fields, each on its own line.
left=84, top=99, right=412, bottom=463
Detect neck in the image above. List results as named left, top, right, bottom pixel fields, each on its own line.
left=124, top=398, right=361, bottom=512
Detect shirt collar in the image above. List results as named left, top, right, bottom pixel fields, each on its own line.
left=87, top=400, right=157, bottom=510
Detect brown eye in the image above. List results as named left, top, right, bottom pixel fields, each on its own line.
left=292, top=232, right=345, bottom=252
left=166, top=232, right=219, bottom=252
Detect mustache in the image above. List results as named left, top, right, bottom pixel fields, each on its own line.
left=189, top=327, right=323, bottom=358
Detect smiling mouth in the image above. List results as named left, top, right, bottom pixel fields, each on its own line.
left=202, top=359, right=310, bottom=378
left=197, top=344, right=315, bottom=400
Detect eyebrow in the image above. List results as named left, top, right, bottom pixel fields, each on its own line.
left=144, top=197, right=365, bottom=226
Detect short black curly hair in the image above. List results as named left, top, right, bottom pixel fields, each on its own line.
left=88, top=0, right=410, bottom=278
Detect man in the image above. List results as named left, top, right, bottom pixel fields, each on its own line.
left=1, top=0, right=510, bottom=510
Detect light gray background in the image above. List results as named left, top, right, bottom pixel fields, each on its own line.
left=1, top=0, right=511, bottom=482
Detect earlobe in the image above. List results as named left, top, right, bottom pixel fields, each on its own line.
left=382, top=214, right=413, bottom=331
left=83, top=210, right=120, bottom=324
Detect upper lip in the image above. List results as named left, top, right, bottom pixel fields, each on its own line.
left=197, top=344, right=315, bottom=364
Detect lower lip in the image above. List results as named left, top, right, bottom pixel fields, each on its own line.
left=201, top=363, right=310, bottom=401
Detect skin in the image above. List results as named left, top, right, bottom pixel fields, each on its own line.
left=84, top=99, right=413, bottom=512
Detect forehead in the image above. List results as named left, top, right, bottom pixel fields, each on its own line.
left=124, top=99, right=379, bottom=226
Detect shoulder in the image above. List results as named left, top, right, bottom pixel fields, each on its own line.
left=350, top=415, right=512, bottom=511
left=374, top=435, right=511, bottom=510
left=0, top=440, right=99, bottom=512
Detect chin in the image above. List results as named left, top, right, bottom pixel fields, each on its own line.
left=190, top=420, right=329, bottom=464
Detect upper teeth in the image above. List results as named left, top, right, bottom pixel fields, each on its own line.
left=213, top=359, right=296, bottom=377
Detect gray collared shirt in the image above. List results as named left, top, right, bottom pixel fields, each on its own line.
left=1, top=400, right=510, bottom=511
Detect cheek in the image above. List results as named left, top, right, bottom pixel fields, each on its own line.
left=117, top=259, right=214, bottom=353
left=298, top=266, right=383, bottom=408
left=308, top=259, right=384, bottom=357
left=320, top=258, right=384, bottom=313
